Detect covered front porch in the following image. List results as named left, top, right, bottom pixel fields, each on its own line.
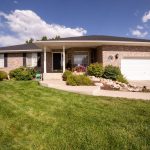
left=34, top=40, right=105, bottom=80
left=42, top=46, right=99, bottom=80
left=43, top=47, right=99, bottom=72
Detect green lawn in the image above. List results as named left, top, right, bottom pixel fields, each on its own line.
left=0, top=81, right=150, bottom=150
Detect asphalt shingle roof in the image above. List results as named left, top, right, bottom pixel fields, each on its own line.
left=0, top=43, right=40, bottom=51
left=48, top=35, right=150, bottom=42
left=1, top=35, right=150, bottom=51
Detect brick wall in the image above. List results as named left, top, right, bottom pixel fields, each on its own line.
left=2, top=45, right=150, bottom=73
left=46, top=52, right=52, bottom=73
left=96, top=47, right=103, bottom=63
left=0, top=53, right=23, bottom=73
left=0, top=53, right=44, bottom=73
left=101, top=45, right=150, bottom=67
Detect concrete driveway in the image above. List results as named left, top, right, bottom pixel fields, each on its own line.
left=129, top=80, right=150, bottom=89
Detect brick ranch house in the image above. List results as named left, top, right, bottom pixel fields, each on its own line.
left=0, top=35, right=150, bottom=80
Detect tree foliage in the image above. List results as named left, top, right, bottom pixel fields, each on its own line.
left=52, top=35, right=61, bottom=40
left=26, top=38, right=34, bottom=44
left=41, top=36, right=48, bottom=41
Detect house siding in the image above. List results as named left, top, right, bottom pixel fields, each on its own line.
left=101, top=45, right=150, bottom=67
left=1, top=45, right=150, bottom=74
left=0, top=53, right=44, bottom=73
left=96, top=47, right=103, bottom=63
left=46, top=52, right=52, bottom=73
left=0, top=53, right=23, bottom=73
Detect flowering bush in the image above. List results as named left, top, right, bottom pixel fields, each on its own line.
left=73, top=65, right=86, bottom=72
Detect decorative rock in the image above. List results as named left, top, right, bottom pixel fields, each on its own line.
left=87, top=75, right=150, bottom=92
left=89, top=76, right=100, bottom=82
left=94, top=77, right=143, bottom=92
left=95, top=82, right=104, bottom=87
left=111, top=84, right=121, bottom=90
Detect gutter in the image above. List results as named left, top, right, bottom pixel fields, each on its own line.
left=0, top=49, right=42, bottom=53
left=34, top=40, right=150, bottom=46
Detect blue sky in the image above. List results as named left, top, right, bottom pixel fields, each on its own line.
left=0, top=0, right=150, bottom=46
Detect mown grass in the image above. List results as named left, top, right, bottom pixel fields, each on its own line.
left=0, top=81, right=150, bottom=150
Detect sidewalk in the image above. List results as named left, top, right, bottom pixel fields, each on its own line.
left=40, top=80, right=150, bottom=100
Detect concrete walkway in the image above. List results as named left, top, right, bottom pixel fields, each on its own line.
left=129, top=80, right=150, bottom=89
left=40, top=80, right=150, bottom=100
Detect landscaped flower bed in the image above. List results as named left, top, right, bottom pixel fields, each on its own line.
left=73, top=65, right=86, bottom=73
left=63, top=63, right=150, bottom=92
left=89, top=76, right=146, bottom=92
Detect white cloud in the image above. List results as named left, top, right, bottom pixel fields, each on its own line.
left=129, top=10, right=150, bottom=38
left=131, top=29, right=148, bottom=38
left=137, top=25, right=144, bottom=30
left=142, top=11, right=150, bottom=22
left=0, top=35, right=22, bottom=46
left=0, top=10, right=87, bottom=46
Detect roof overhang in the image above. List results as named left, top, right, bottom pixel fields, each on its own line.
left=0, top=49, right=42, bottom=53
left=34, top=40, right=150, bottom=49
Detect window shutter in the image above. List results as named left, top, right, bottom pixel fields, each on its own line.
left=4, top=53, right=8, bottom=67
left=23, top=53, right=26, bottom=67
left=32, top=53, right=38, bottom=67
left=0, top=54, right=4, bottom=68
left=91, top=48, right=97, bottom=63
left=37, top=53, right=41, bottom=67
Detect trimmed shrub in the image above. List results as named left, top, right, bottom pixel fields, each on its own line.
left=103, top=65, right=128, bottom=83
left=116, top=74, right=128, bottom=84
left=28, top=68, right=36, bottom=78
left=0, top=71, right=7, bottom=81
left=62, top=70, right=72, bottom=81
left=66, top=74, right=93, bottom=86
left=103, top=65, right=121, bottom=81
left=66, top=75, right=77, bottom=86
left=9, top=67, right=36, bottom=81
left=87, top=63, right=104, bottom=77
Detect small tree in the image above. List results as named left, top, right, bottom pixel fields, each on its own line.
left=52, top=35, right=61, bottom=40
left=41, top=36, right=48, bottom=41
left=26, top=38, right=34, bottom=44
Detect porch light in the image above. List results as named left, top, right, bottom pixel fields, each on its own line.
left=115, top=54, right=119, bottom=59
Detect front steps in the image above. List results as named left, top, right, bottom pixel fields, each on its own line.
left=43, top=73, right=63, bottom=80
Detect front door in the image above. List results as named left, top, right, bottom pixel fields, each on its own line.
left=53, top=53, right=62, bottom=72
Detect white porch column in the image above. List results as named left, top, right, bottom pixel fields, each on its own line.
left=44, top=46, right=47, bottom=73
left=63, top=45, right=66, bottom=73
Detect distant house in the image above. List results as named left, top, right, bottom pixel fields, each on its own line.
left=0, top=35, right=150, bottom=80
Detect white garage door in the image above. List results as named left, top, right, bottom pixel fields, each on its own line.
left=121, top=58, right=150, bottom=80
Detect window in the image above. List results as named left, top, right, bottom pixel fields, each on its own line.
left=73, top=52, right=88, bottom=67
left=26, top=53, right=38, bottom=67
left=0, top=54, right=4, bottom=68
